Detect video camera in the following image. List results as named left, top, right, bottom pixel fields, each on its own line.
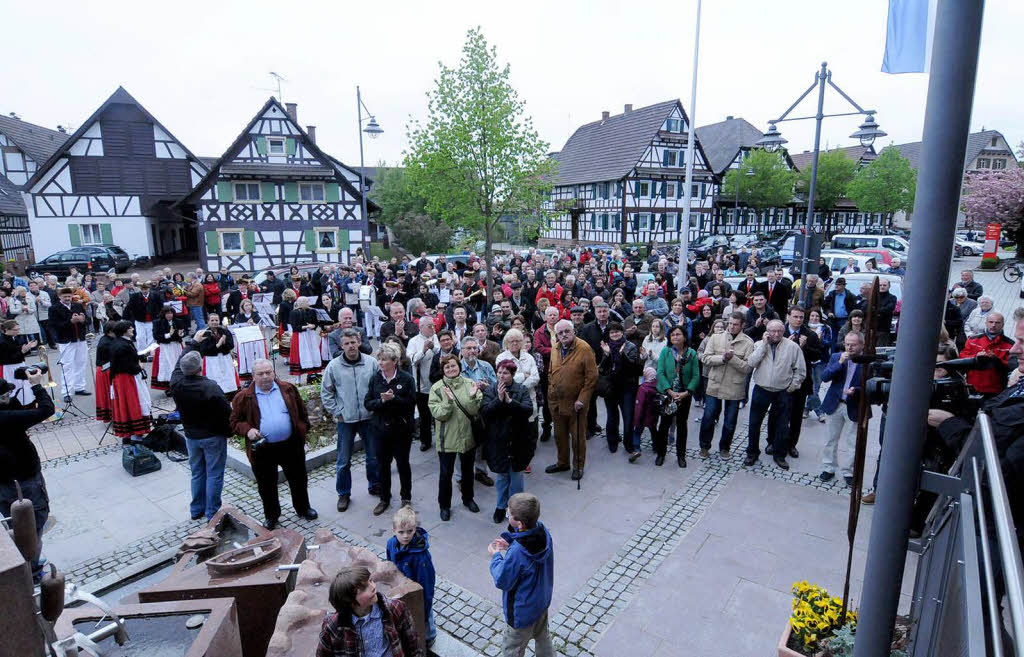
left=13, top=364, right=48, bottom=381
left=856, top=348, right=993, bottom=417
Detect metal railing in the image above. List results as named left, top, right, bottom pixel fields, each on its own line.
left=908, top=413, right=1024, bottom=656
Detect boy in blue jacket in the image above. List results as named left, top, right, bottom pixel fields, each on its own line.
left=387, top=507, right=437, bottom=648
left=488, top=492, right=554, bottom=657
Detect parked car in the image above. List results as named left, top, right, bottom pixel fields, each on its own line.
left=690, top=234, right=731, bottom=257
left=251, top=262, right=324, bottom=289
left=819, top=250, right=891, bottom=276
left=953, top=233, right=985, bottom=256
left=752, top=245, right=783, bottom=269
left=29, top=249, right=113, bottom=278
left=852, top=248, right=905, bottom=268
left=830, top=233, right=910, bottom=256
left=406, top=254, right=471, bottom=272
left=729, top=233, right=760, bottom=250
left=826, top=272, right=904, bottom=335
left=70, top=245, right=132, bottom=272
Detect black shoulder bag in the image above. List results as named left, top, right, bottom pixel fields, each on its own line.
left=444, top=380, right=486, bottom=443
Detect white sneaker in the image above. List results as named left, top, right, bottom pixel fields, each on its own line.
left=816, top=411, right=826, bottom=423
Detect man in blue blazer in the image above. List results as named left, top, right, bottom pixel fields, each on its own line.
left=819, top=332, right=870, bottom=485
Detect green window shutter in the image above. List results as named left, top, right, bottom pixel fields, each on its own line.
left=243, top=230, right=256, bottom=253
left=338, top=229, right=349, bottom=251
left=284, top=182, right=298, bottom=203
left=662, top=150, right=670, bottom=166
left=286, top=138, right=296, bottom=156
left=216, top=181, right=232, bottom=202
left=68, top=224, right=81, bottom=247
left=205, top=231, right=219, bottom=255
left=260, top=182, right=275, bottom=202
left=256, top=137, right=268, bottom=155
left=304, top=230, right=316, bottom=252
left=100, top=223, right=113, bottom=245
left=590, top=214, right=596, bottom=229
left=325, top=182, right=340, bottom=203
left=590, top=184, right=596, bottom=198
left=660, top=182, right=667, bottom=199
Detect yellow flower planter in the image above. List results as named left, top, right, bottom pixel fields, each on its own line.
left=778, top=621, right=804, bottom=657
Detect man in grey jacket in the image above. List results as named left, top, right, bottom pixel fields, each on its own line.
left=320, top=328, right=379, bottom=512
left=743, top=319, right=806, bottom=470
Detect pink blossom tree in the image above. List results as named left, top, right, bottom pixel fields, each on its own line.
left=961, top=167, right=1024, bottom=249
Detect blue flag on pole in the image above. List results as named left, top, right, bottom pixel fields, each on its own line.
left=882, top=0, right=937, bottom=74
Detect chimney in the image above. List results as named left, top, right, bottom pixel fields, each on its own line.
left=601, top=111, right=610, bottom=121
left=726, top=115, right=734, bottom=121
left=306, top=125, right=316, bottom=144
left=285, top=102, right=298, bottom=122
left=624, top=104, right=633, bottom=114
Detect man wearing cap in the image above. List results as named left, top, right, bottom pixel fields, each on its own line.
left=462, top=270, right=486, bottom=321
left=824, top=277, right=857, bottom=337
left=508, top=281, right=531, bottom=316
left=170, top=351, right=233, bottom=521
left=379, top=279, right=406, bottom=314
left=50, top=287, right=90, bottom=402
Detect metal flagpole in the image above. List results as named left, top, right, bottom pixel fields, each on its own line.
left=677, top=0, right=702, bottom=294
left=357, top=86, right=369, bottom=257
left=853, top=1, right=985, bottom=654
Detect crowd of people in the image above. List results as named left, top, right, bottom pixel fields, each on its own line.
left=1, top=240, right=1022, bottom=657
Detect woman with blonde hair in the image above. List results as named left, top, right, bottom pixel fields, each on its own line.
left=640, top=317, right=668, bottom=373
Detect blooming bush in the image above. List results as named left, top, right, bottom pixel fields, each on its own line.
left=789, top=581, right=856, bottom=654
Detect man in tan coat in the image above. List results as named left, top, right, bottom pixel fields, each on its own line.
left=699, top=311, right=754, bottom=458
left=544, top=319, right=598, bottom=481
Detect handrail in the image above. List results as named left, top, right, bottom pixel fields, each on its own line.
left=977, top=414, right=1024, bottom=649
left=971, top=457, right=1005, bottom=657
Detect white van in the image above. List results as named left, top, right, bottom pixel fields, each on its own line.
left=830, top=234, right=910, bottom=255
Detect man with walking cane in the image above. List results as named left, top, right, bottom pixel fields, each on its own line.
left=544, top=320, right=597, bottom=482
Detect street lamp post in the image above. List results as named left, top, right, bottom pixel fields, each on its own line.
left=356, top=86, right=383, bottom=258
left=756, top=63, right=885, bottom=305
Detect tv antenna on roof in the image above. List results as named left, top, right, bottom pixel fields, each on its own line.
left=266, top=72, right=288, bottom=102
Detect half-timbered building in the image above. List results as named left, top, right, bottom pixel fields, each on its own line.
left=182, top=98, right=373, bottom=272
left=0, top=114, right=69, bottom=261
left=539, top=100, right=715, bottom=247
left=22, top=87, right=208, bottom=260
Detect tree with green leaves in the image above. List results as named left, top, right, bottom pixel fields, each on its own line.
left=720, top=149, right=796, bottom=226
left=798, top=149, right=857, bottom=233
left=404, top=27, right=556, bottom=295
left=845, top=147, right=917, bottom=229
left=368, top=166, right=453, bottom=253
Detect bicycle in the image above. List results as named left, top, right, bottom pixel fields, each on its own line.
left=1002, top=259, right=1022, bottom=283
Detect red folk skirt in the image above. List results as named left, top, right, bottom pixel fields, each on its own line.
left=288, top=329, right=323, bottom=375
left=111, top=372, right=152, bottom=438
left=95, top=366, right=112, bottom=422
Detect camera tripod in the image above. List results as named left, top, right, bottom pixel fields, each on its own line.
left=52, top=344, right=91, bottom=423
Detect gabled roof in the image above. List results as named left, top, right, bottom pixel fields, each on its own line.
left=24, top=86, right=208, bottom=190
left=183, top=97, right=377, bottom=211
left=0, top=174, right=27, bottom=215
left=887, top=130, right=1018, bottom=171
left=553, top=99, right=707, bottom=186
left=789, top=145, right=875, bottom=172
left=0, top=114, right=69, bottom=167
left=694, top=117, right=766, bottom=175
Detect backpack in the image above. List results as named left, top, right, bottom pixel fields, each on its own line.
left=141, top=424, right=189, bottom=462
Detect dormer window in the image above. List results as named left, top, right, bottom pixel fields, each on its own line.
left=267, top=137, right=286, bottom=155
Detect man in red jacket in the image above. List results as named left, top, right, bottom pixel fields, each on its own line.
left=960, top=312, right=1015, bottom=397
left=534, top=271, right=563, bottom=309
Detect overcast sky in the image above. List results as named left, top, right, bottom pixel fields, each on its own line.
left=3, top=0, right=1020, bottom=168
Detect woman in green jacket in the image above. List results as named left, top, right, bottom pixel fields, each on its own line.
left=655, top=324, right=700, bottom=468
left=428, top=354, right=483, bottom=521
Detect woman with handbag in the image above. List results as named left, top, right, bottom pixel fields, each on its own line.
left=654, top=325, right=699, bottom=468
left=428, top=353, right=482, bottom=521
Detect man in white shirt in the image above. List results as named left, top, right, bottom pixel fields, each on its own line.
left=407, top=317, right=440, bottom=452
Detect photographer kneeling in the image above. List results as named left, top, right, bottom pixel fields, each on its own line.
left=928, top=307, right=1024, bottom=528
left=0, top=366, right=55, bottom=582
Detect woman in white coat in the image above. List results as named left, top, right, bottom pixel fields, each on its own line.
left=9, top=286, right=40, bottom=345
left=496, top=328, right=540, bottom=421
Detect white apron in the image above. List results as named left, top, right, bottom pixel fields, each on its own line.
left=155, top=342, right=182, bottom=384
left=203, top=354, right=239, bottom=393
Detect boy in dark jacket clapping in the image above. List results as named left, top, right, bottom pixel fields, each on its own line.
left=387, top=507, right=437, bottom=649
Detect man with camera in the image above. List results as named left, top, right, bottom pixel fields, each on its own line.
left=230, top=359, right=318, bottom=530
left=928, top=308, right=1024, bottom=482
left=0, top=367, right=55, bottom=582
